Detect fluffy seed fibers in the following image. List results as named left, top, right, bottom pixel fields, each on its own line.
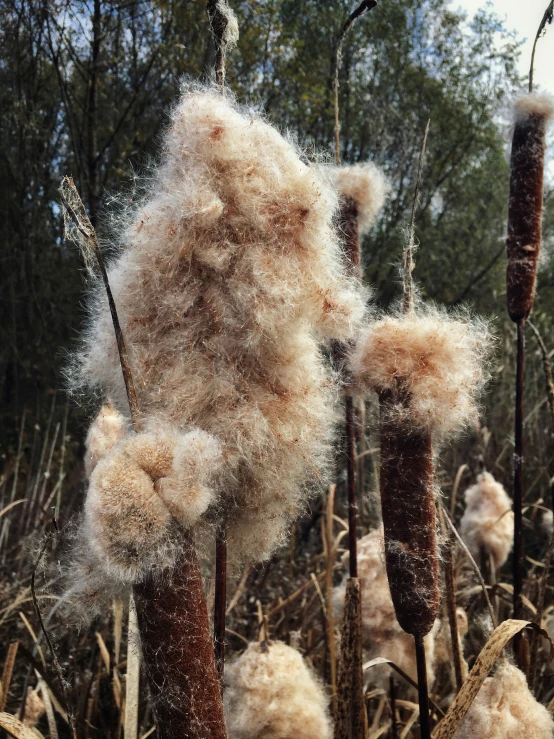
left=71, top=86, right=369, bottom=580
left=349, top=307, right=492, bottom=438
left=460, top=472, right=514, bottom=571
left=224, top=641, right=332, bottom=739
left=453, top=662, right=554, bottom=739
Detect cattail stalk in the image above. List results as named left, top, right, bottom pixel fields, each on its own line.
left=332, top=8, right=376, bottom=736
left=61, top=179, right=227, bottom=739
left=506, top=85, right=552, bottom=660
left=205, top=1, right=238, bottom=682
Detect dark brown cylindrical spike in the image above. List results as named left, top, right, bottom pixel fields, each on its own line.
left=134, top=530, right=228, bottom=739
left=506, top=100, right=551, bottom=322
left=378, top=391, right=440, bottom=637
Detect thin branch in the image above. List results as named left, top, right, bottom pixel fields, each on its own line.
left=529, top=1, right=553, bottom=93
left=59, top=177, right=140, bottom=430
left=334, top=0, right=377, bottom=165
left=403, top=119, right=430, bottom=314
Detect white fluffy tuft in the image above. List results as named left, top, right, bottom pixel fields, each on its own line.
left=349, top=306, right=492, bottom=438
left=84, top=402, right=128, bottom=477
left=70, top=87, right=369, bottom=574
left=460, top=472, right=514, bottom=570
left=453, top=662, right=554, bottom=738
left=513, top=93, right=554, bottom=123
left=224, top=641, right=332, bottom=739
left=324, top=162, right=389, bottom=235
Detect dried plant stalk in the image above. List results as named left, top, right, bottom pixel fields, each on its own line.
left=335, top=578, right=366, bottom=739
left=134, top=530, right=227, bottom=739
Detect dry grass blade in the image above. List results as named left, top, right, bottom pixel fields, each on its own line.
left=38, top=678, right=58, bottom=739
left=0, top=712, right=43, bottom=739
left=432, top=619, right=553, bottom=739
left=124, top=596, right=140, bottom=739
left=529, top=0, right=553, bottom=92
left=0, top=642, right=19, bottom=712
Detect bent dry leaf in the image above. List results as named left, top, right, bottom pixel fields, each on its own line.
left=432, top=619, right=554, bottom=739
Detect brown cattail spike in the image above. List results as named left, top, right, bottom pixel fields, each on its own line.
left=134, top=531, right=227, bottom=739
left=506, top=94, right=553, bottom=322
left=379, top=392, right=439, bottom=637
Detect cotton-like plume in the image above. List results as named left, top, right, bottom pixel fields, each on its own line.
left=86, top=423, right=224, bottom=583
left=84, top=401, right=127, bottom=477
left=453, top=662, right=554, bottom=738
left=333, top=528, right=438, bottom=686
left=349, top=307, right=492, bottom=438
left=224, top=641, right=332, bottom=739
left=460, top=472, right=514, bottom=570
left=70, top=87, right=369, bottom=580
left=325, top=162, right=389, bottom=236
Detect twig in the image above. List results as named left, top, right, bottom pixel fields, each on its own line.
left=334, top=0, right=377, bottom=165
left=403, top=120, right=430, bottom=314
left=414, top=634, right=431, bottom=739
left=439, top=507, right=464, bottom=693
left=207, top=0, right=238, bottom=88
left=529, top=1, right=553, bottom=93
left=59, top=177, right=140, bottom=430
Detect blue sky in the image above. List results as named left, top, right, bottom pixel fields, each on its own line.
left=455, top=0, right=554, bottom=94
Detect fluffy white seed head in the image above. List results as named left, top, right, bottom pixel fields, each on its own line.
left=513, top=93, right=554, bottom=124
left=349, top=307, right=492, bottom=438
left=453, top=663, right=554, bottom=739
left=71, top=87, right=369, bottom=567
left=333, top=528, right=438, bottom=686
left=84, top=401, right=127, bottom=478
left=324, top=162, right=389, bottom=235
left=460, top=472, right=514, bottom=570
left=85, top=423, right=223, bottom=582
left=224, top=641, right=332, bottom=739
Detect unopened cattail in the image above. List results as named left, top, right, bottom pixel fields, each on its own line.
left=333, top=528, right=438, bottom=685
left=350, top=308, right=491, bottom=636
left=453, top=663, right=554, bottom=738
left=506, top=94, right=553, bottom=322
left=460, top=472, right=514, bottom=571
left=224, top=641, right=333, bottom=739
left=70, top=87, right=368, bottom=583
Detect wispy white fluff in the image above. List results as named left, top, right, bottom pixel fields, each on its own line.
left=70, top=86, right=369, bottom=580
left=349, top=305, right=492, bottom=438
left=324, top=162, right=389, bottom=235
left=224, top=641, right=332, bottom=739
left=460, top=472, right=513, bottom=570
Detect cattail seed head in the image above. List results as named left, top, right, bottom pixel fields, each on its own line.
left=460, top=472, right=514, bottom=571
left=349, top=307, right=492, bottom=636
left=506, top=93, right=554, bottom=322
left=349, top=307, right=492, bottom=439
left=224, top=641, right=332, bottom=739
left=453, top=662, right=554, bottom=738
left=71, top=87, right=369, bottom=575
left=325, top=163, right=389, bottom=238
